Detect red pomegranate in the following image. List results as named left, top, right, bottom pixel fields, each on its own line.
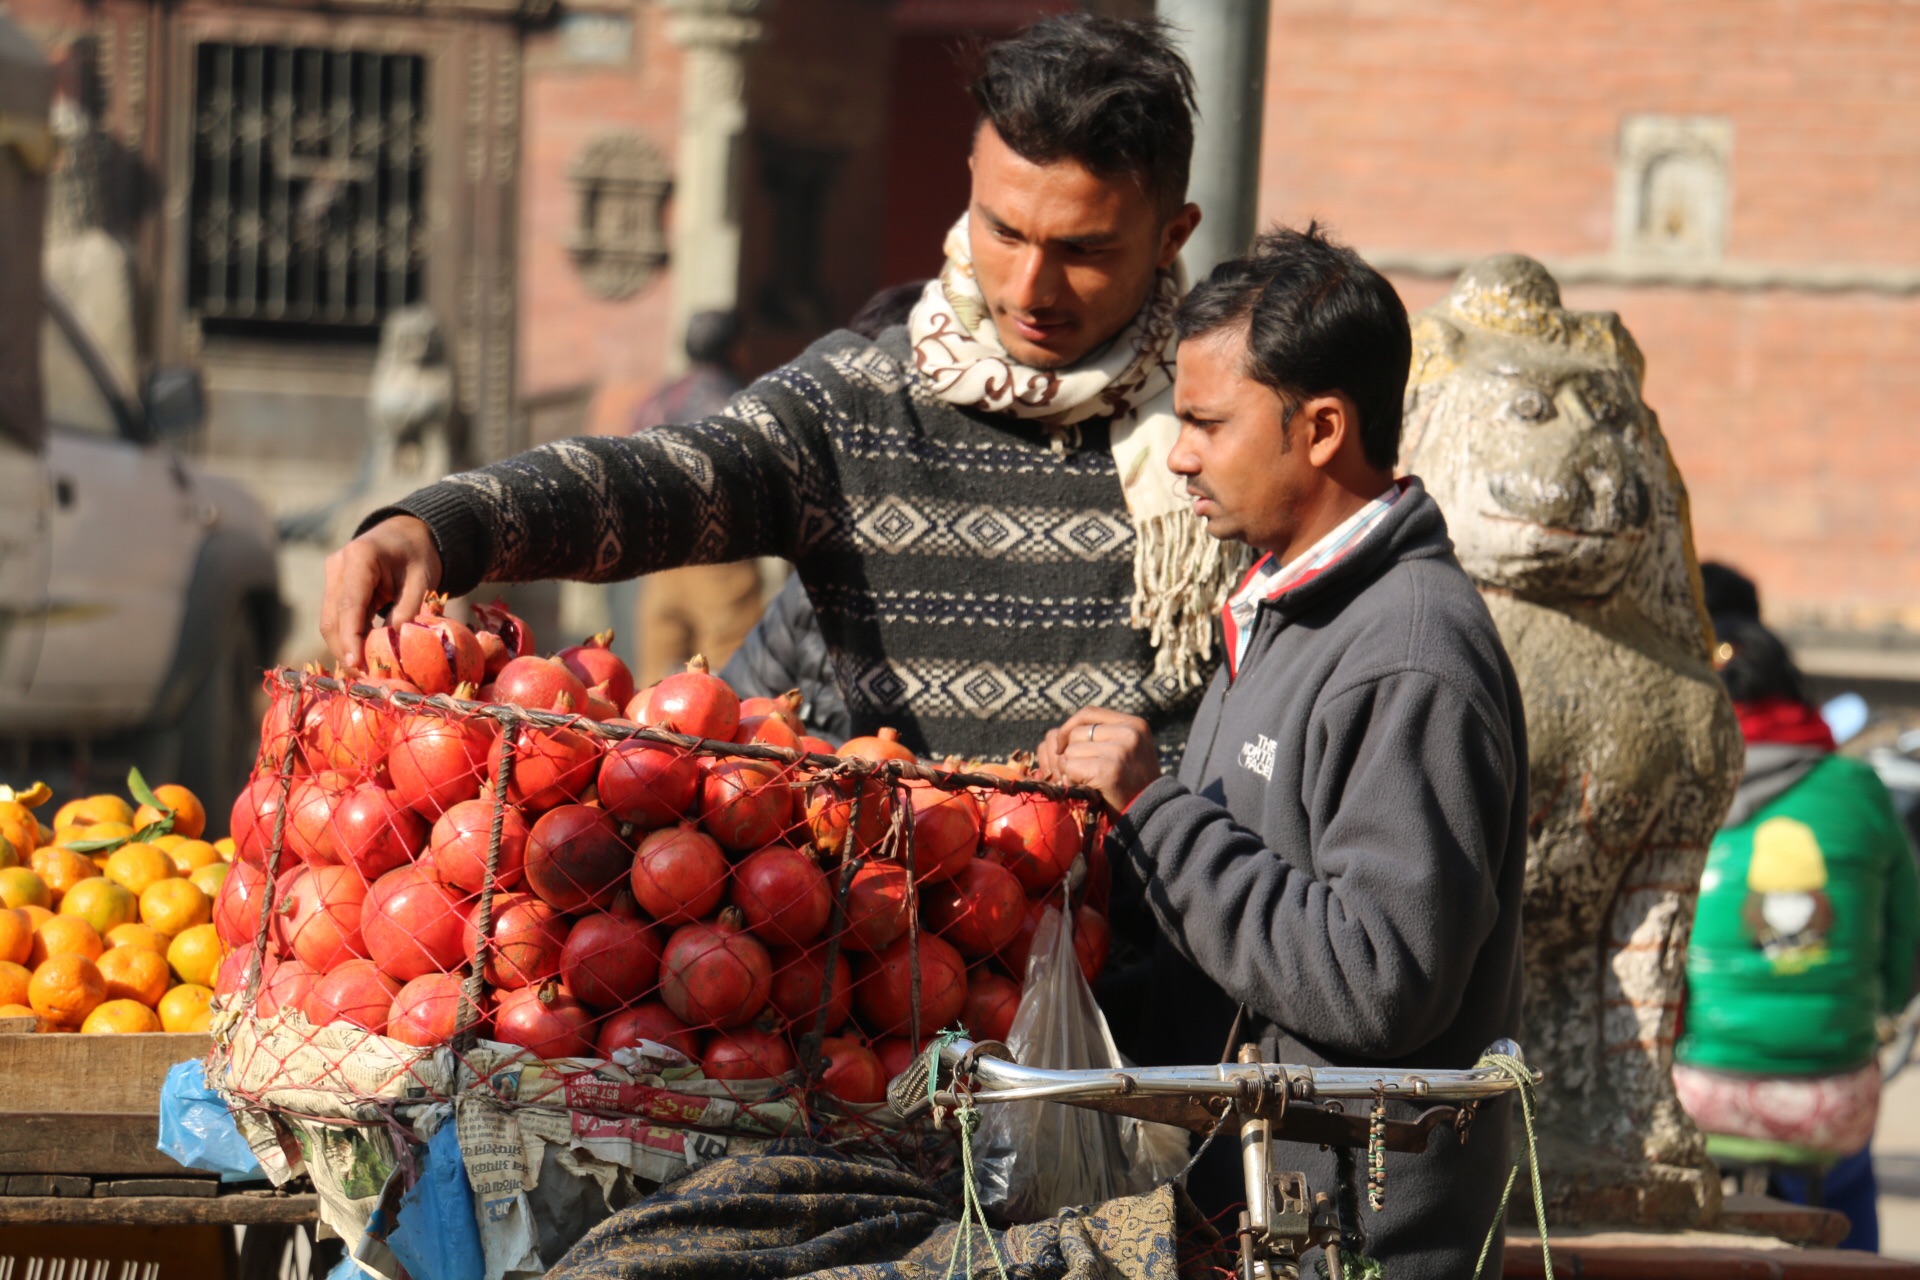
left=558, top=910, right=662, bottom=1010
left=213, top=860, right=273, bottom=949
left=497, top=724, right=601, bottom=812
left=961, top=970, right=1022, bottom=1043
left=525, top=805, right=631, bottom=913
left=596, top=1002, right=701, bottom=1061
left=629, top=824, right=728, bottom=924
left=305, top=959, right=400, bottom=1034
left=365, top=598, right=485, bottom=696
left=468, top=892, right=569, bottom=989
left=700, top=1027, right=797, bottom=1082
left=983, top=793, right=1082, bottom=892
left=922, top=859, right=1026, bottom=957
left=730, top=845, right=831, bottom=948
left=213, top=948, right=257, bottom=1001
left=259, top=957, right=319, bottom=1019
left=389, top=973, right=479, bottom=1048
left=283, top=771, right=355, bottom=865
left=331, top=784, right=427, bottom=880
left=469, top=599, right=536, bottom=680
left=639, top=655, right=740, bottom=741
left=1074, top=905, right=1112, bottom=983
left=362, top=865, right=469, bottom=982
left=258, top=694, right=316, bottom=776
left=738, top=690, right=804, bottom=736
left=281, top=863, right=370, bottom=972
left=388, top=712, right=494, bottom=818
left=768, top=946, right=852, bottom=1032
left=734, top=714, right=800, bottom=752
left=230, top=774, right=294, bottom=866
left=995, top=897, right=1049, bottom=982
left=854, top=934, right=968, bottom=1036
left=597, top=740, right=700, bottom=828
left=907, top=786, right=982, bottom=884
left=841, top=863, right=909, bottom=953
left=699, top=759, right=791, bottom=852
left=312, top=684, right=407, bottom=773
left=798, top=735, right=837, bottom=757
left=838, top=727, right=915, bottom=763
left=492, top=655, right=589, bottom=714
left=557, top=631, right=636, bottom=712
left=873, top=1036, right=934, bottom=1082
left=494, top=983, right=596, bottom=1059
left=804, top=777, right=892, bottom=859
left=428, top=799, right=530, bottom=893
left=817, top=1035, right=887, bottom=1103
left=660, top=910, right=772, bottom=1029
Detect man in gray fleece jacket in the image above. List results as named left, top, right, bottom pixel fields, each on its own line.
left=1041, top=227, right=1528, bottom=1279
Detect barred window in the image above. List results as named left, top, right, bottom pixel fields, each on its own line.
left=189, top=43, right=429, bottom=337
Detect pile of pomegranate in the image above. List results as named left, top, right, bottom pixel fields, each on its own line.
left=219, top=599, right=1111, bottom=1106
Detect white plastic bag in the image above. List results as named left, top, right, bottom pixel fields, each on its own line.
left=973, top=905, right=1188, bottom=1220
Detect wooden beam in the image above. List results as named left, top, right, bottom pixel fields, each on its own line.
left=0, top=1113, right=184, bottom=1176
left=0, top=1192, right=318, bottom=1226
left=0, top=1033, right=210, bottom=1114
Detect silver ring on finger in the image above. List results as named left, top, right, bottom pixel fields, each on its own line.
left=1086, top=724, right=1097, bottom=743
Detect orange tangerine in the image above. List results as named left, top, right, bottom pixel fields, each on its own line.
left=148, top=833, right=185, bottom=851
left=106, top=922, right=168, bottom=953
left=214, top=837, right=236, bottom=864
left=58, top=821, right=132, bottom=850
left=0, top=959, right=28, bottom=1006
left=139, top=878, right=210, bottom=937
left=97, top=946, right=171, bottom=1007
left=189, top=863, right=229, bottom=899
left=136, top=786, right=206, bottom=840
left=0, top=1002, right=33, bottom=1022
left=53, top=795, right=133, bottom=831
left=166, top=840, right=221, bottom=875
left=0, top=867, right=50, bottom=910
left=0, top=908, right=29, bottom=966
left=29, top=953, right=106, bottom=1027
left=31, top=914, right=102, bottom=966
left=105, top=844, right=174, bottom=896
left=32, top=848, right=99, bottom=904
left=0, top=802, right=39, bottom=859
left=18, top=904, right=51, bottom=931
left=166, top=923, right=223, bottom=988
left=60, top=877, right=138, bottom=936
left=0, top=836, right=15, bottom=871
left=82, top=998, right=161, bottom=1034
left=157, top=983, right=214, bottom=1032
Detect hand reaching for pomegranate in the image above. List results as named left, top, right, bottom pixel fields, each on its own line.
left=321, top=515, right=444, bottom=671
left=1037, top=707, right=1160, bottom=815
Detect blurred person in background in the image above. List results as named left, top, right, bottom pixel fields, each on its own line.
left=1675, top=602, right=1920, bottom=1251
left=628, top=309, right=765, bottom=684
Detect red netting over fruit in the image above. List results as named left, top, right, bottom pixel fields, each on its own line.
left=209, top=619, right=1110, bottom=1181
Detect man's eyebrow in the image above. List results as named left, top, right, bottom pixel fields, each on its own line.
left=975, top=205, right=1117, bottom=250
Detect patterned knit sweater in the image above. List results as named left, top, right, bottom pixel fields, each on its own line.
left=379, top=325, right=1210, bottom=761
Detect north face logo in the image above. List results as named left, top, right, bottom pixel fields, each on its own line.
left=1238, top=734, right=1277, bottom=781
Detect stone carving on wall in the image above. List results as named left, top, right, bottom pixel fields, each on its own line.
left=1615, top=114, right=1733, bottom=264
left=1402, top=255, right=1742, bottom=1228
left=567, top=132, right=671, bottom=301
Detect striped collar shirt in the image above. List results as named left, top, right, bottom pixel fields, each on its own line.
left=1222, top=480, right=1408, bottom=677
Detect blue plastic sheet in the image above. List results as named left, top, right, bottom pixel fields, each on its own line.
left=156, top=1059, right=261, bottom=1181
left=386, top=1119, right=484, bottom=1280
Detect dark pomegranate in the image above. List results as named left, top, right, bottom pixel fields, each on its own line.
left=213, top=860, right=273, bottom=949
left=469, top=599, right=536, bottom=680
left=873, top=1036, right=932, bottom=1082
left=660, top=910, right=772, bottom=1028
left=700, top=759, right=791, bottom=852
left=363, top=865, right=469, bottom=982
left=559, top=910, right=662, bottom=1010
left=497, top=724, right=601, bottom=812
left=700, top=1027, right=797, bottom=1081
left=962, top=970, right=1022, bottom=1043
left=983, top=793, right=1082, bottom=892
left=494, top=983, right=596, bottom=1058
left=389, top=973, right=480, bottom=1047
left=428, top=799, right=531, bottom=893
left=922, top=859, right=1026, bottom=957
left=639, top=654, right=740, bottom=741
left=331, top=784, right=427, bottom=879
left=365, top=598, right=484, bottom=696
left=907, top=785, right=982, bottom=884
left=525, top=805, right=631, bottom=913
left=767, top=946, right=852, bottom=1032
left=557, top=631, right=636, bottom=712
left=854, top=934, right=968, bottom=1036
left=738, top=689, right=804, bottom=736
left=596, top=1002, right=701, bottom=1061
left=730, top=845, right=831, bottom=948
left=259, top=957, right=319, bottom=1019
left=468, top=892, right=570, bottom=989
left=280, top=863, right=370, bottom=971
left=630, top=824, right=729, bottom=923
left=493, top=655, right=589, bottom=714
left=305, top=959, right=400, bottom=1034
left=597, top=740, right=700, bottom=827
left=389, top=712, right=494, bottom=818
left=817, top=1035, right=887, bottom=1103
left=841, top=862, right=909, bottom=953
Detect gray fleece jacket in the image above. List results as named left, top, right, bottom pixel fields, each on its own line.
left=1113, top=480, right=1527, bottom=1280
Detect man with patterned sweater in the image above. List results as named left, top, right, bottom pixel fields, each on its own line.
left=320, top=15, right=1240, bottom=763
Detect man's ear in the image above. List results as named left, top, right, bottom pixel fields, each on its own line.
left=1158, top=203, right=1203, bottom=270
left=1303, top=394, right=1353, bottom=468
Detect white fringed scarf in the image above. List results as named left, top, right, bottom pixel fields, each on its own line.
left=907, top=214, right=1247, bottom=690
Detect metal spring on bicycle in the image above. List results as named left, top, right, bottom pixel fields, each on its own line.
left=1367, top=1084, right=1387, bottom=1211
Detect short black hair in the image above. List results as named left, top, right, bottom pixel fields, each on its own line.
left=1700, top=561, right=1761, bottom=621
left=685, top=310, right=741, bottom=366
left=970, top=14, right=1195, bottom=215
left=1175, top=224, right=1412, bottom=471
left=847, top=280, right=928, bottom=340
left=1713, top=614, right=1808, bottom=705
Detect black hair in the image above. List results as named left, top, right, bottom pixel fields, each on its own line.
left=1713, top=613, right=1809, bottom=705
left=684, top=310, right=741, bottom=367
left=1174, top=224, right=1413, bottom=471
left=1700, top=561, right=1761, bottom=621
left=970, top=14, right=1195, bottom=214
left=847, top=280, right=929, bottom=340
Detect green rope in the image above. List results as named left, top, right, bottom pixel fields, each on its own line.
left=1470, top=1052, right=1553, bottom=1280
left=926, top=1030, right=1009, bottom=1280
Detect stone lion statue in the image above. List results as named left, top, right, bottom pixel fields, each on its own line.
left=1402, top=255, right=1742, bottom=1228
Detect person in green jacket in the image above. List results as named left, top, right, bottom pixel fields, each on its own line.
left=1676, top=607, right=1920, bottom=1251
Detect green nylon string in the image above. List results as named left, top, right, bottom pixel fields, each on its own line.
left=925, top=1029, right=1010, bottom=1280
left=1470, top=1052, right=1553, bottom=1280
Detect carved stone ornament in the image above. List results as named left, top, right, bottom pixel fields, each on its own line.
left=1401, top=255, right=1742, bottom=1230
left=566, top=132, right=671, bottom=301
left=1614, top=114, right=1734, bottom=263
